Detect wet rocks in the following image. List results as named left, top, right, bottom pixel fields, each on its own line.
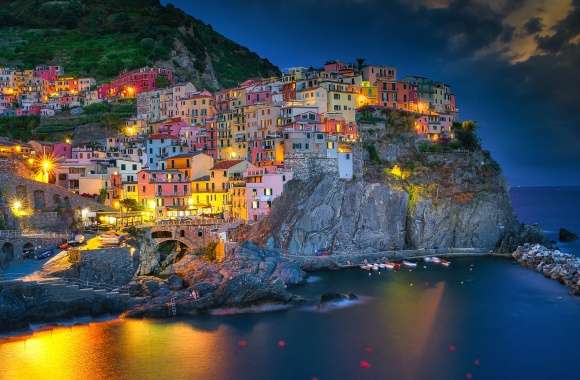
left=513, top=244, right=580, bottom=295
left=320, top=292, right=358, bottom=303
left=559, top=228, right=578, bottom=242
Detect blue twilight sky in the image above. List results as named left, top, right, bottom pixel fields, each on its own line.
left=164, top=0, right=580, bottom=187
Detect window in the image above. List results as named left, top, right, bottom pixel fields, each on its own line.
left=252, top=200, right=259, bottom=209
left=265, top=188, right=273, bottom=196
left=121, top=164, right=126, bottom=170
left=132, top=164, right=137, bottom=170
left=333, top=93, right=340, bottom=100
left=327, top=141, right=335, bottom=150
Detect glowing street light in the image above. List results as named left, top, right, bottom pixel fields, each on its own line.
left=12, top=200, right=22, bottom=211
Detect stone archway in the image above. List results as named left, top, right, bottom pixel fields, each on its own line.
left=152, top=230, right=173, bottom=239
left=1, top=242, right=14, bottom=269
left=154, top=237, right=194, bottom=252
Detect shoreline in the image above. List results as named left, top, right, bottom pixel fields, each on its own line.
left=1, top=250, right=498, bottom=337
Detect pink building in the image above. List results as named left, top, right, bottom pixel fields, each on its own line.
left=156, top=118, right=188, bottom=138
left=362, top=65, right=397, bottom=84
left=324, top=61, right=351, bottom=74
left=53, top=142, right=72, bottom=159
left=246, top=88, right=272, bottom=106
left=137, top=169, right=191, bottom=216
left=98, top=67, right=173, bottom=99
left=396, top=81, right=418, bottom=111
left=323, top=118, right=357, bottom=140
left=245, top=166, right=293, bottom=222
left=33, top=65, right=63, bottom=82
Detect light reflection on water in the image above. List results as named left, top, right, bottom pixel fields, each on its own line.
left=1, top=258, right=580, bottom=380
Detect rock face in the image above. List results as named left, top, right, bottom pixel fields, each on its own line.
left=241, top=112, right=521, bottom=255
left=44, top=248, right=138, bottom=287
left=244, top=173, right=517, bottom=255
left=0, top=280, right=134, bottom=332
left=559, top=228, right=578, bottom=242
left=125, top=242, right=306, bottom=318
left=513, top=244, right=580, bottom=295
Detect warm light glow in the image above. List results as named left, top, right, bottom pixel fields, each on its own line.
left=389, top=164, right=409, bottom=180
left=65, top=138, right=71, bottom=144
left=12, top=200, right=22, bottom=211
left=125, top=86, right=136, bottom=98
left=113, top=201, right=121, bottom=209
left=27, top=158, right=34, bottom=165
left=125, top=126, right=137, bottom=136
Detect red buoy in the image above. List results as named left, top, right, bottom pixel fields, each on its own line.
left=359, top=360, right=371, bottom=369
left=277, top=340, right=286, bottom=348
left=465, top=372, right=473, bottom=379
left=238, top=340, right=248, bottom=348
left=364, top=346, right=374, bottom=353
left=474, top=358, right=481, bottom=366
left=448, top=345, right=457, bottom=352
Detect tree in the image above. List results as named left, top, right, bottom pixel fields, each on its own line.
left=155, top=75, right=171, bottom=89
left=120, top=198, right=143, bottom=211
left=97, top=188, right=108, bottom=203
left=452, top=120, right=481, bottom=151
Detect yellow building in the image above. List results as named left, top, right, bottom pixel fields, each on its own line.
left=164, top=152, right=214, bottom=180
left=190, top=176, right=229, bottom=216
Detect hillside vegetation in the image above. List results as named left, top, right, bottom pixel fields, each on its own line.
left=0, top=0, right=280, bottom=89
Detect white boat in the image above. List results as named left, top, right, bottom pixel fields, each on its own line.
left=402, top=260, right=417, bottom=268
left=360, top=264, right=371, bottom=271
left=372, top=264, right=379, bottom=271
left=440, top=259, right=451, bottom=267
left=431, top=257, right=442, bottom=264
left=99, top=233, right=120, bottom=245
left=384, top=262, right=396, bottom=270
left=379, top=263, right=387, bottom=269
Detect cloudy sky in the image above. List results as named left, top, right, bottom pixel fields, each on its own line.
left=167, top=0, right=580, bottom=186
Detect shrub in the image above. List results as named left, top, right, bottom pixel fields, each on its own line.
left=364, top=143, right=381, bottom=164
left=452, top=120, right=481, bottom=151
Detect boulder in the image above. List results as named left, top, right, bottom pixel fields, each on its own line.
left=320, top=292, right=358, bottom=303
left=559, top=228, right=578, bottom=242
left=167, top=274, right=184, bottom=291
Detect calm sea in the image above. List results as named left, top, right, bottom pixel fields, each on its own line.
left=0, top=187, right=579, bottom=380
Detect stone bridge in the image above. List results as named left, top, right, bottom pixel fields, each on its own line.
left=0, top=230, right=69, bottom=270
left=145, top=222, right=224, bottom=251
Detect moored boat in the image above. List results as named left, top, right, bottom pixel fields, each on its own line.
left=402, top=260, right=417, bottom=268
left=440, top=259, right=451, bottom=267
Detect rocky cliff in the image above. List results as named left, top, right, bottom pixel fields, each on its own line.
left=243, top=110, right=521, bottom=255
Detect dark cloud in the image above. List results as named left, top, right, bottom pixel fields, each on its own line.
left=524, top=17, right=543, bottom=35
left=536, top=0, right=580, bottom=53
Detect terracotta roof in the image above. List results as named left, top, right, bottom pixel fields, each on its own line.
left=165, top=152, right=203, bottom=160
left=212, top=160, right=244, bottom=170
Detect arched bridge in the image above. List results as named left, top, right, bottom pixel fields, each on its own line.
left=146, top=221, right=225, bottom=251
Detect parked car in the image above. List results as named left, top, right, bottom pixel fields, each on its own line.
left=34, top=247, right=58, bottom=260
left=315, top=248, right=331, bottom=256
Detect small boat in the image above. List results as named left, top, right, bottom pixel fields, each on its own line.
left=372, top=264, right=379, bottom=271
left=402, top=260, right=417, bottom=268
left=393, top=263, right=401, bottom=271
left=379, top=263, right=387, bottom=269
left=431, top=257, right=442, bottom=264
left=424, top=257, right=434, bottom=263
left=384, top=262, right=396, bottom=270
left=360, top=264, right=371, bottom=271
left=440, top=259, right=451, bottom=267
left=99, top=233, right=120, bottom=246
